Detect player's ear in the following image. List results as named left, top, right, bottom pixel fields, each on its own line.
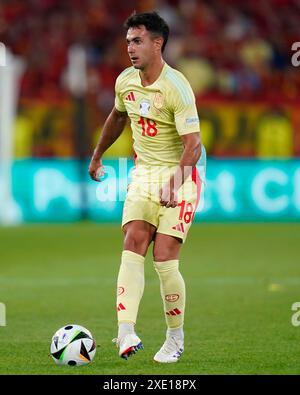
left=153, top=37, right=163, bottom=52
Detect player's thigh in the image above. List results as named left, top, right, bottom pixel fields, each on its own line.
left=123, top=220, right=157, bottom=257
left=122, top=181, right=159, bottom=230
left=153, top=233, right=182, bottom=262
left=156, top=181, right=199, bottom=244
left=122, top=180, right=160, bottom=256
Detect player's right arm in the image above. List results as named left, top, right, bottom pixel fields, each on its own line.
left=88, top=106, right=127, bottom=182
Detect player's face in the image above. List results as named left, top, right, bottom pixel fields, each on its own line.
left=126, top=26, right=160, bottom=70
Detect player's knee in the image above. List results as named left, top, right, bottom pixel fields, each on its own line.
left=153, top=247, right=175, bottom=262
left=153, top=237, right=181, bottom=262
left=124, top=229, right=151, bottom=255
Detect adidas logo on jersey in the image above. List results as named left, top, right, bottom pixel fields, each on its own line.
left=125, top=92, right=136, bottom=101
left=172, top=223, right=185, bottom=233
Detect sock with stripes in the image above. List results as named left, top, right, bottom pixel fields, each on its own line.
left=116, top=250, right=145, bottom=326
left=153, top=259, right=185, bottom=329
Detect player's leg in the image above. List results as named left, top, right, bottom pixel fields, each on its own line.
left=114, top=178, right=159, bottom=358
left=152, top=234, right=185, bottom=363
left=118, top=221, right=156, bottom=329
left=115, top=219, right=157, bottom=359
left=151, top=175, right=202, bottom=362
left=123, top=219, right=156, bottom=256
left=153, top=235, right=184, bottom=333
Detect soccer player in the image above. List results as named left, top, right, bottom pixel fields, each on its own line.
left=89, top=11, right=206, bottom=363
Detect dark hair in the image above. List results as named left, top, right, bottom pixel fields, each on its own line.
left=124, top=11, right=169, bottom=52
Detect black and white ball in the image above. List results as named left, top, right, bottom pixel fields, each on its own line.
left=50, top=324, right=96, bottom=366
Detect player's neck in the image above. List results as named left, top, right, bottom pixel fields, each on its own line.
left=139, top=58, right=165, bottom=87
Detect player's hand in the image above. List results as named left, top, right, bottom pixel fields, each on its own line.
left=88, top=158, right=104, bottom=182
left=159, top=182, right=178, bottom=208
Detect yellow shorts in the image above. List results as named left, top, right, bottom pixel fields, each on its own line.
left=122, top=169, right=203, bottom=243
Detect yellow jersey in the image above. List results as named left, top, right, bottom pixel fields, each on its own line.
left=114, top=62, right=200, bottom=182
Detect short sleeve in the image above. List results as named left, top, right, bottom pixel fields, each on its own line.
left=114, top=76, right=126, bottom=113
left=171, top=78, right=200, bottom=135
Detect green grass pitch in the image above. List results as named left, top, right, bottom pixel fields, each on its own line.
left=0, top=223, right=299, bottom=375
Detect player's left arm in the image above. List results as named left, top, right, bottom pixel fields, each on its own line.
left=160, top=75, right=202, bottom=208
left=160, top=132, right=201, bottom=208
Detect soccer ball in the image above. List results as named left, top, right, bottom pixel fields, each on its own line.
left=50, top=324, right=96, bottom=366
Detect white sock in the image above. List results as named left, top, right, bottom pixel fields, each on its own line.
left=167, top=326, right=184, bottom=341
left=118, top=322, right=134, bottom=339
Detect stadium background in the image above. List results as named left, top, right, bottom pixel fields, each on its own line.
left=0, top=0, right=299, bottom=375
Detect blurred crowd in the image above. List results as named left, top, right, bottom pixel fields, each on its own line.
left=1, top=0, right=300, bottom=102
left=1, top=0, right=300, bottom=158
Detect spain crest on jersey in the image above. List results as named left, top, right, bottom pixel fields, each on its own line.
left=153, top=92, right=164, bottom=109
